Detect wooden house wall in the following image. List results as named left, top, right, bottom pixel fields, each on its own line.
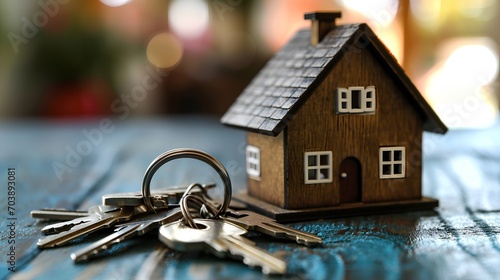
left=284, top=41, right=424, bottom=209
left=247, top=132, right=285, bottom=207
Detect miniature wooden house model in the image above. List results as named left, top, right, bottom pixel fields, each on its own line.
left=221, top=12, right=447, bottom=221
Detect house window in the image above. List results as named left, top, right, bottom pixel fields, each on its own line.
left=379, top=147, right=405, bottom=179
left=304, top=151, right=333, bottom=184
left=246, top=145, right=261, bottom=179
left=336, top=86, right=376, bottom=114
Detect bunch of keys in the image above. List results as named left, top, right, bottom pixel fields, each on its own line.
left=31, top=148, right=323, bottom=275
left=32, top=183, right=216, bottom=246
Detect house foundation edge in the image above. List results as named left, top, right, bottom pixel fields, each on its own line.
left=234, top=191, right=439, bottom=223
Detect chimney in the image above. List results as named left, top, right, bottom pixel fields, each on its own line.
left=304, top=11, right=342, bottom=46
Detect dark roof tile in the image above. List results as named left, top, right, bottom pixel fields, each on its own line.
left=259, top=119, right=280, bottom=132
left=293, top=59, right=306, bottom=68
left=262, top=97, right=276, bottom=107
left=263, top=87, right=275, bottom=96
left=247, top=116, right=266, bottom=129
left=282, top=98, right=299, bottom=109
left=252, top=96, right=266, bottom=105
left=282, top=88, right=296, bottom=97
left=222, top=113, right=253, bottom=127
left=270, top=109, right=288, bottom=120
left=260, top=107, right=277, bottom=118
left=311, top=58, right=329, bottom=67
left=291, top=78, right=305, bottom=88
left=303, top=59, right=314, bottom=68
left=326, top=47, right=341, bottom=57
left=244, top=105, right=257, bottom=114
left=263, top=77, right=276, bottom=86
left=282, top=78, right=295, bottom=87
left=291, top=88, right=306, bottom=98
left=253, top=86, right=264, bottom=95
left=272, top=87, right=286, bottom=97
left=275, top=77, right=286, bottom=87
left=272, top=97, right=289, bottom=108
left=312, top=48, right=329, bottom=58
left=252, top=106, right=264, bottom=116
left=231, top=105, right=246, bottom=114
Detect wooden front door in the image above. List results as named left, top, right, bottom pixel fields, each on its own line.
left=339, top=157, right=361, bottom=203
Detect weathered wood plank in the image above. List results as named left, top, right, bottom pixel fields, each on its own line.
left=1, top=117, right=499, bottom=280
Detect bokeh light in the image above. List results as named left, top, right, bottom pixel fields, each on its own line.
left=424, top=39, right=499, bottom=128
left=410, top=0, right=442, bottom=28
left=100, top=0, right=132, bottom=8
left=341, top=0, right=399, bottom=27
left=168, top=0, right=210, bottom=40
left=445, top=45, right=498, bottom=84
left=146, top=32, right=183, bottom=69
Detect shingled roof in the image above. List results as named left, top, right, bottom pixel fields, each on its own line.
left=221, top=23, right=447, bottom=136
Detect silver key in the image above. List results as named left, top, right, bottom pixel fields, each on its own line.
left=159, top=219, right=287, bottom=275
left=37, top=206, right=140, bottom=248
left=102, top=182, right=216, bottom=207
left=223, top=210, right=322, bottom=247
left=31, top=208, right=92, bottom=221
left=102, top=193, right=171, bottom=208
left=71, top=207, right=183, bottom=262
left=40, top=205, right=121, bottom=235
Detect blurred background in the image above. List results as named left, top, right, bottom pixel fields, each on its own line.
left=0, top=0, right=498, bottom=128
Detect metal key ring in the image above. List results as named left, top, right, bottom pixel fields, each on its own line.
left=142, top=148, right=232, bottom=218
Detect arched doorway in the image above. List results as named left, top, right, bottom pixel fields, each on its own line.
left=339, top=157, right=362, bottom=203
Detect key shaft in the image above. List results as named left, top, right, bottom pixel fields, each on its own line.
left=102, top=183, right=216, bottom=207
left=71, top=208, right=183, bottom=262
left=224, top=210, right=322, bottom=246
left=39, top=205, right=121, bottom=235
left=37, top=207, right=135, bottom=248
left=31, top=209, right=89, bottom=221
left=216, top=234, right=287, bottom=275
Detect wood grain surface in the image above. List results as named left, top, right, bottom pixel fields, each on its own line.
left=285, top=43, right=423, bottom=209
left=1, top=117, right=499, bottom=280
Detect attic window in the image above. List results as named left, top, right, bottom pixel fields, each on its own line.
left=304, top=151, right=333, bottom=184
left=246, top=145, right=261, bottom=179
left=336, top=86, right=376, bottom=114
left=379, top=147, right=405, bottom=179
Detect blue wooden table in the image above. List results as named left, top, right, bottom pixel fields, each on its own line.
left=1, top=117, right=499, bottom=280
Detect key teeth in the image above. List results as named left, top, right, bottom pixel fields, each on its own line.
left=73, top=245, right=107, bottom=263
left=71, top=253, right=87, bottom=262
left=227, top=246, right=286, bottom=275
left=242, top=258, right=266, bottom=274
left=298, top=238, right=323, bottom=247
left=41, top=219, right=88, bottom=235
left=37, top=237, right=59, bottom=248
left=242, top=258, right=285, bottom=275
left=36, top=239, right=46, bottom=248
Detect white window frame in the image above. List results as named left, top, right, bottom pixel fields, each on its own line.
left=336, top=86, right=376, bottom=114
left=379, top=147, right=405, bottom=179
left=246, top=145, right=261, bottom=179
left=364, top=86, right=376, bottom=112
left=304, top=151, right=333, bottom=184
